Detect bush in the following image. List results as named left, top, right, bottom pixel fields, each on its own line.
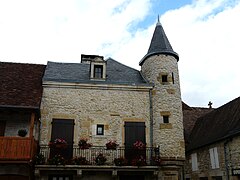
left=72, top=156, right=89, bottom=165
left=18, top=129, right=27, bottom=137
left=95, top=153, right=107, bottom=165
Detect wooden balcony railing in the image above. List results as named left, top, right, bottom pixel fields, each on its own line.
left=0, top=137, right=38, bottom=161
left=39, top=145, right=160, bottom=166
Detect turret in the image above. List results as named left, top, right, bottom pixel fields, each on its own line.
left=140, top=20, right=185, bottom=163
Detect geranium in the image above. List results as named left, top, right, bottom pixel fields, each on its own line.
left=106, top=140, right=119, bottom=150
left=48, top=138, right=67, bottom=149
left=133, top=140, right=146, bottom=150
left=131, top=155, right=147, bottom=166
left=72, top=156, right=89, bottom=165
left=48, top=154, right=66, bottom=165
left=78, top=138, right=92, bottom=149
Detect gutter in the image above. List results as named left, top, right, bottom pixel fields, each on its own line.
left=224, top=138, right=232, bottom=180
left=149, top=89, right=154, bottom=148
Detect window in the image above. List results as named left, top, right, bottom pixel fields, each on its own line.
left=163, top=115, right=169, bottom=123
left=191, top=153, right=198, bottom=171
left=0, top=121, right=6, bottom=136
left=209, top=147, right=219, bottom=169
left=96, top=124, right=104, bottom=135
left=94, top=65, right=103, bottom=78
left=162, top=75, right=168, bottom=83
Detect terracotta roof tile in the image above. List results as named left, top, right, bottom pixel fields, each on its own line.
left=0, top=62, right=46, bottom=108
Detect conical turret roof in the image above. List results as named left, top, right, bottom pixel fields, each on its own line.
left=139, top=21, right=179, bottom=66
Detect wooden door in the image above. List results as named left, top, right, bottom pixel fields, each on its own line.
left=0, top=121, right=6, bottom=136
left=51, top=119, right=74, bottom=159
left=124, top=122, right=146, bottom=163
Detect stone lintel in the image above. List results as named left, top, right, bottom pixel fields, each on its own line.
left=123, top=118, right=145, bottom=122
left=160, top=111, right=171, bottom=116
left=160, top=123, right=173, bottom=129
left=52, top=114, right=77, bottom=119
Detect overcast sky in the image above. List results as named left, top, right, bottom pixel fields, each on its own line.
left=0, top=0, right=239, bottom=108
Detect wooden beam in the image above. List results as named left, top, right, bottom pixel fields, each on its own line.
left=29, top=112, right=35, bottom=138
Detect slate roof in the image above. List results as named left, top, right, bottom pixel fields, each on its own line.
left=139, top=22, right=179, bottom=66
left=43, top=58, right=149, bottom=86
left=187, top=96, right=240, bottom=151
left=0, top=62, right=46, bottom=109
left=182, top=104, right=213, bottom=146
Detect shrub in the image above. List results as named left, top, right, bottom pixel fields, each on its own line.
left=72, top=156, right=89, bottom=165
left=18, top=129, right=27, bottom=137
left=95, top=153, right=107, bottom=165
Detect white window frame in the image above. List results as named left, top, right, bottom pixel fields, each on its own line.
left=191, top=153, right=198, bottom=171
left=209, top=147, right=219, bottom=169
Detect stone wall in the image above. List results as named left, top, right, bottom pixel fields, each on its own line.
left=40, top=85, right=151, bottom=147
left=185, top=142, right=225, bottom=179
left=141, top=54, right=185, bottom=159
left=185, top=136, right=240, bottom=180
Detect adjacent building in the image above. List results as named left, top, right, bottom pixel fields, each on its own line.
left=0, top=62, right=45, bottom=180
left=185, top=96, right=240, bottom=180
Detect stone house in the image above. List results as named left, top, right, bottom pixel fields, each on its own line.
left=0, top=62, right=46, bottom=180
left=185, top=96, right=240, bottom=180
left=35, top=21, right=185, bottom=180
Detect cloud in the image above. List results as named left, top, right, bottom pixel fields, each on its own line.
left=0, top=0, right=151, bottom=64
left=0, top=0, right=239, bottom=108
left=161, top=0, right=240, bottom=107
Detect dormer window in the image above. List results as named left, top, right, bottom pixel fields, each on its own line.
left=84, top=54, right=106, bottom=81
left=94, top=65, right=103, bottom=78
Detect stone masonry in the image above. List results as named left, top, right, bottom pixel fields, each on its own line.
left=40, top=85, right=151, bottom=147
left=141, top=54, right=185, bottom=159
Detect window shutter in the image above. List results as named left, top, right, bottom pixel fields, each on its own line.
left=92, top=125, right=96, bottom=136
left=191, top=153, right=198, bottom=171
left=214, top=147, right=220, bottom=168
left=209, top=148, right=216, bottom=169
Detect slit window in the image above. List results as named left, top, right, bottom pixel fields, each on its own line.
left=172, top=72, right=174, bottom=84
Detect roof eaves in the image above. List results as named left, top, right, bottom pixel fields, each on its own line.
left=139, top=51, right=179, bottom=66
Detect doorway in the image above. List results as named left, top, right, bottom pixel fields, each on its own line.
left=124, top=122, right=146, bottom=163
left=50, top=119, right=74, bottom=159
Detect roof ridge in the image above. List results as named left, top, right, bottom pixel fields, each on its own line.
left=106, top=58, right=140, bottom=72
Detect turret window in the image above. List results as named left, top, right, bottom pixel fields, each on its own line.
left=163, top=115, right=169, bottom=123
left=160, top=111, right=171, bottom=124
left=162, top=75, right=168, bottom=83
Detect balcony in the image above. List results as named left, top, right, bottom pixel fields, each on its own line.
left=38, top=145, right=160, bottom=166
left=0, top=137, right=38, bottom=162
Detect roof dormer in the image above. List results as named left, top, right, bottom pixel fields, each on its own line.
left=81, top=54, right=106, bottom=81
